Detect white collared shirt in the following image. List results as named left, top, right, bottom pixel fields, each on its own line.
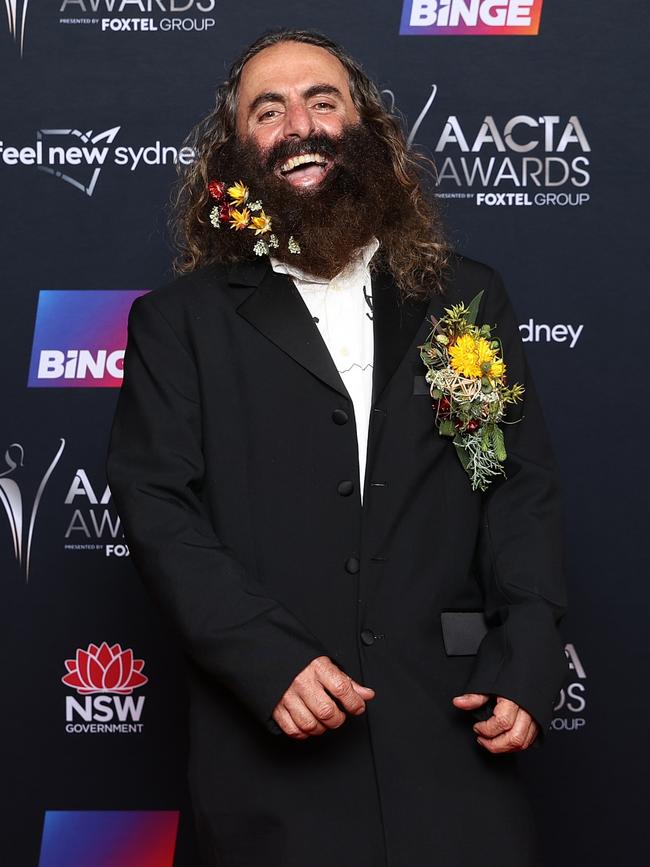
left=270, top=238, right=379, bottom=503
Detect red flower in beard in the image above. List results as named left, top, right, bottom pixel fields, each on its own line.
left=62, top=642, right=148, bottom=694
left=208, top=180, right=226, bottom=201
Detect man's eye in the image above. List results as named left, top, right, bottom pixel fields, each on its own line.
left=314, top=102, right=334, bottom=110
left=259, top=110, right=280, bottom=121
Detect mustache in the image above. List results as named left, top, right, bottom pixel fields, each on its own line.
left=260, top=132, right=341, bottom=173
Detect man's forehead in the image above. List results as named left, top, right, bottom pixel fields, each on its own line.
left=238, top=42, right=352, bottom=105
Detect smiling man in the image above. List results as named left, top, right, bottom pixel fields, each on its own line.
left=107, top=29, right=569, bottom=867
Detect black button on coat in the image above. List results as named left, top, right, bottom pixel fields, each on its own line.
left=107, top=254, right=569, bottom=867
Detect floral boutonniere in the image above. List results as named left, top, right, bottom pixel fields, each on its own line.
left=418, top=290, right=525, bottom=491
left=207, top=179, right=301, bottom=258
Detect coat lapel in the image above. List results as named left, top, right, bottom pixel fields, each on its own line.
left=232, top=261, right=351, bottom=401
left=230, top=260, right=433, bottom=409
left=370, top=268, right=432, bottom=407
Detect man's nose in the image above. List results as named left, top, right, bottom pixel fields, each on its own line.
left=281, top=103, right=315, bottom=139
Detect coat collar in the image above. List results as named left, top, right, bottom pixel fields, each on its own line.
left=229, top=259, right=434, bottom=408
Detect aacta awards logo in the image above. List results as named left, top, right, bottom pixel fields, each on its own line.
left=4, top=0, right=28, bottom=56
left=63, top=642, right=148, bottom=734
left=551, top=643, right=587, bottom=732
left=63, top=468, right=128, bottom=557
left=384, top=84, right=591, bottom=208
left=0, top=439, right=66, bottom=580
left=400, top=0, right=544, bottom=36
left=5, top=1, right=216, bottom=57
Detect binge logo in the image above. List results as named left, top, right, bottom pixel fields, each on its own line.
left=400, top=0, right=543, bottom=35
left=38, top=811, right=179, bottom=867
left=28, top=290, right=148, bottom=388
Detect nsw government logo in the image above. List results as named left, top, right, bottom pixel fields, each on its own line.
left=28, top=290, right=148, bottom=388
left=400, top=0, right=543, bottom=35
left=63, top=642, right=148, bottom=734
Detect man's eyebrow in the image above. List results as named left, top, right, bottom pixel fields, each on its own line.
left=247, top=84, right=344, bottom=117
left=302, top=83, right=343, bottom=101
left=248, top=91, right=285, bottom=117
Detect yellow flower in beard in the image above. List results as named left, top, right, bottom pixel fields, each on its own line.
left=227, top=181, right=249, bottom=206
left=229, top=207, right=251, bottom=230
left=250, top=211, right=272, bottom=235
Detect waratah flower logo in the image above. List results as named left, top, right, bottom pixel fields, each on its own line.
left=62, top=642, right=148, bottom=695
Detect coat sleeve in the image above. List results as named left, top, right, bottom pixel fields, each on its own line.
left=462, top=267, right=570, bottom=735
left=106, top=292, right=330, bottom=732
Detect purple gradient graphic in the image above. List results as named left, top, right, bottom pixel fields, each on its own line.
left=28, top=290, right=148, bottom=388
left=38, top=811, right=179, bottom=867
left=400, top=0, right=543, bottom=36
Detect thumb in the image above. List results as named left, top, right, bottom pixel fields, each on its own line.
left=351, top=680, right=376, bottom=699
left=452, top=693, right=490, bottom=709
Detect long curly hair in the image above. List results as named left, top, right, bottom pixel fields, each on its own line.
left=169, top=29, right=450, bottom=300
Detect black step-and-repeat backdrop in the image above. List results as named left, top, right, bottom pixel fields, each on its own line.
left=1, top=3, right=648, bottom=865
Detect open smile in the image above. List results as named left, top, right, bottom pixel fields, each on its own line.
left=275, top=152, right=333, bottom=188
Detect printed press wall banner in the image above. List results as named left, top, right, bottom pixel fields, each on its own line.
left=0, top=439, right=66, bottom=580
left=552, top=643, right=588, bottom=733
left=63, top=642, right=148, bottom=734
left=397, top=85, right=591, bottom=209
left=28, top=290, right=149, bottom=388
left=38, top=811, right=179, bottom=867
left=400, top=0, right=544, bottom=35
left=0, top=128, right=195, bottom=196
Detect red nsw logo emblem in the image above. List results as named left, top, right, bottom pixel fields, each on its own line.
left=62, top=642, right=148, bottom=695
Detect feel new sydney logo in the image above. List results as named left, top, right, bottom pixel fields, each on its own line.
left=0, top=126, right=195, bottom=196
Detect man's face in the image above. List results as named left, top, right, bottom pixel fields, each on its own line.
left=235, top=41, right=360, bottom=191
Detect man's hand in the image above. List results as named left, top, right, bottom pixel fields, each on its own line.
left=452, top=693, right=539, bottom=753
left=272, top=656, right=375, bottom=739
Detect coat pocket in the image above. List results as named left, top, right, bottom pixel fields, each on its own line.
left=413, top=373, right=429, bottom=395
left=440, top=611, right=489, bottom=656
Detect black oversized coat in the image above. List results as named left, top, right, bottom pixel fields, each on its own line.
left=106, top=253, right=570, bottom=867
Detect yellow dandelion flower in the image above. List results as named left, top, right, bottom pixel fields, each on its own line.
left=449, top=334, right=504, bottom=379
left=490, top=358, right=506, bottom=379
left=229, top=207, right=251, bottom=230
left=227, top=181, right=249, bottom=206
left=250, top=211, right=272, bottom=235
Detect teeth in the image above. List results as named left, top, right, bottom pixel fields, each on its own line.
left=280, top=152, right=327, bottom=173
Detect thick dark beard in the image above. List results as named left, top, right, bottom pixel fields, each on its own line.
left=210, top=123, right=408, bottom=279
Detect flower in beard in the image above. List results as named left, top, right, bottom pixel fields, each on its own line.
left=206, top=178, right=294, bottom=256
left=206, top=123, right=409, bottom=278
left=227, top=180, right=249, bottom=206
left=229, top=207, right=251, bottom=230
left=250, top=211, right=272, bottom=235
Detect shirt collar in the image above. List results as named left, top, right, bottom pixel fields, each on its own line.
left=270, top=237, right=380, bottom=286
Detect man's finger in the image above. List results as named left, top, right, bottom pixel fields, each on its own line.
left=320, top=670, right=369, bottom=715
left=301, top=691, right=347, bottom=730
left=522, top=720, right=539, bottom=750
left=350, top=679, right=376, bottom=702
left=472, top=698, right=519, bottom=737
left=272, top=705, right=307, bottom=740
left=452, top=693, right=490, bottom=710
left=282, top=693, right=328, bottom=736
left=477, top=709, right=535, bottom=753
